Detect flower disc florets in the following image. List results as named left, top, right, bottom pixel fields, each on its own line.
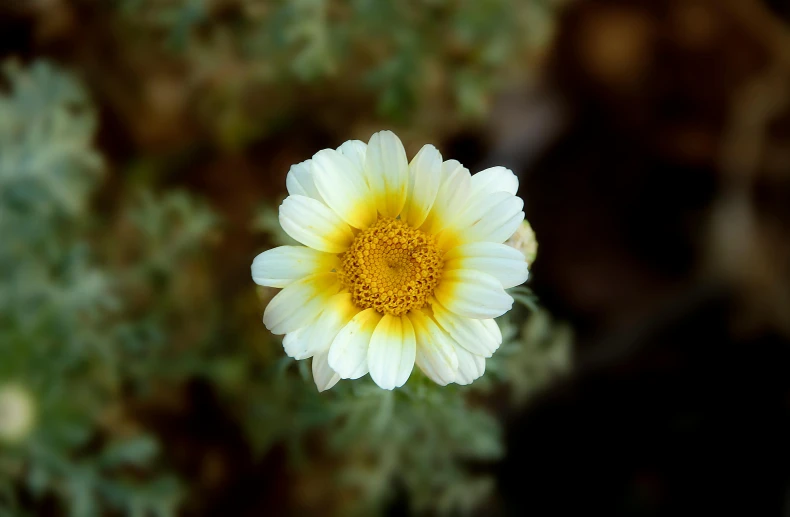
left=338, top=217, right=443, bottom=316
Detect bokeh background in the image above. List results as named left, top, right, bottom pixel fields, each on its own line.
left=1, top=0, right=789, bottom=515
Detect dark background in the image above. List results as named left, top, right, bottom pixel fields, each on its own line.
left=500, top=1, right=790, bottom=515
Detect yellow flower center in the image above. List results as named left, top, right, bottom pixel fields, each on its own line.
left=338, top=217, right=443, bottom=316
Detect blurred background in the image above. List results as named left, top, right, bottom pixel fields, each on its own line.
left=1, top=0, right=789, bottom=515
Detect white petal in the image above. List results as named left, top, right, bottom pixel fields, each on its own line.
left=453, top=344, right=486, bottom=385
left=409, top=310, right=458, bottom=386
left=367, top=314, right=416, bottom=390
left=312, top=348, right=341, bottom=392
left=286, top=160, right=323, bottom=201
left=443, top=190, right=509, bottom=234
left=403, top=144, right=443, bottom=228
left=481, top=318, right=502, bottom=345
left=444, top=242, right=529, bottom=289
left=364, top=130, right=409, bottom=218
left=328, top=308, right=381, bottom=379
left=433, top=269, right=513, bottom=319
left=279, top=195, right=354, bottom=253
left=465, top=199, right=524, bottom=244
left=251, top=246, right=339, bottom=288
left=293, top=292, right=361, bottom=359
left=263, top=273, right=341, bottom=335
left=422, top=159, right=472, bottom=234
left=437, top=191, right=524, bottom=248
left=432, top=301, right=501, bottom=357
left=311, top=149, right=377, bottom=229
left=337, top=140, right=367, bottom=172
left=282, top=327, right=312, bottom=360
left=470, top=166, right=519, bottom=196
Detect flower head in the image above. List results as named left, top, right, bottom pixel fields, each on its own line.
left=0, top=384, right=36, bottom=443
left=252, top=131, right=529, bottom=391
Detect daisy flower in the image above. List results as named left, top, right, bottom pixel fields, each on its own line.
left=252, top=131, right=529, bottom=391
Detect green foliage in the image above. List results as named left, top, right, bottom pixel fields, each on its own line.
left=490, top=306, right=573, bottom=406
left=0, top=60, right=216, bottom=517
left=326, top=377, right=504, bottom=516
left=221, top=358, right=505, bottom=516
left=111, top=0, right=561, bottom=145
left=0, top=60, right=102, bottom=228
left=0, top=60, right=112, bottom=469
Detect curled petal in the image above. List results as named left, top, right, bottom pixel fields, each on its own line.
left=312, top=348, right=341, bottom=392
left=286, top=160, right=323, bottom=201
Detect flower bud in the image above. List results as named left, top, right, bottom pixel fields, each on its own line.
left=0, top=384, right=36, bottom=443
left=505, top=220, right=538, bottom=265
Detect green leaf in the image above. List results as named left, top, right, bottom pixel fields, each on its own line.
left=100, top=437, right=160, bottom=469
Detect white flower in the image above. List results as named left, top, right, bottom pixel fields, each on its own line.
left=252, top=130, right=529, bottom=391
left=0, top=384, right=36, bottom=443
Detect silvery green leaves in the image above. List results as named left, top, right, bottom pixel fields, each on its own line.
left=0, top=60, right=102, bottom=226
left=0, top=60, right=191, bottom=517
